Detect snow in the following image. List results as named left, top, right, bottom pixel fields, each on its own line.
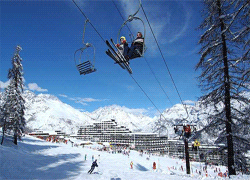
left=1, top=135, right=249, bottom=180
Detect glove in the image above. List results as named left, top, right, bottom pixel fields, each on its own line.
left=116, top=44, right=120, bottom=47
left=122, top=40, right=126, bottom=44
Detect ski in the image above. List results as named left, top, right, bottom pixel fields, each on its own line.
left=106, top=49, right=125, bottom=69
left=106, top=39, right=132, bottom=74
left=110, top=39, right=132, bottom=74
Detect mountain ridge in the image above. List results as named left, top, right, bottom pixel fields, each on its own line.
left=0, top=90, right=249, bottom=138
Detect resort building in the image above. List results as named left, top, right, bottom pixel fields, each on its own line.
left=73, top=119, right=168, bottom=153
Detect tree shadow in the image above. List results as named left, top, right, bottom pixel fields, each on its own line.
left=135, top=163, right=149, bottom=171
left=0, top=136, right=86, bottom=179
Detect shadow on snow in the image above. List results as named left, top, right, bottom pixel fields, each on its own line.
left=0, top=136, right=85, bottom=179
left=135, top=163, right=149, bottom=171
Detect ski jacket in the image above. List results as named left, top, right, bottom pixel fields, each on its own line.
left=118, top=42, right=128, bottom=50
left=91, top=161, right=98, bottom=167
left=184, top=126, right=191, bottom=133
left=132, top=37, right=144, bottom=47
left=194, top=140, right=200, bottom=147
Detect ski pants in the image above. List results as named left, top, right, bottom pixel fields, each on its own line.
left=88, top=167, right=95, bottom=174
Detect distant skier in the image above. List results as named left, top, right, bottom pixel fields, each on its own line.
left=153, top=162, right=156, bottom=170
left=194, top=139, right=200, bottom=151
left=84, top=154, right=87, bottom=161
left=130, top=161, right=133, bottom=169
left=88, top=159, right=98, bottom=174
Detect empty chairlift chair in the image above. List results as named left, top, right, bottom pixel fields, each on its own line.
left=74, top=43, right=96, bottom=75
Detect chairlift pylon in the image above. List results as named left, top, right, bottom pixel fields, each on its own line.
left=74, top=19, right=96, bottom=75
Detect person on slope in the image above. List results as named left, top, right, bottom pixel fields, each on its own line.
left=130, top=161, right=133, bottom=169
left=88, top=159, right=98, bottom=174
left=194, top=139, right=200, bottom=151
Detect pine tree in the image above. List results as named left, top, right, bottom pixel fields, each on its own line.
left=196, top=0, right=250, bottom=175
left=1, top=46, right=25, bottom=145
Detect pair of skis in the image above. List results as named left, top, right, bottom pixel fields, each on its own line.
left=106, top=39, right=132, bottom=74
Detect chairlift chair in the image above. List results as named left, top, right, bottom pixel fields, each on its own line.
left=173, top=123, right=197, bottom=139
left=117, top=0, right=146, bottom=60
left=74, top=19, right=96, bottom=75
left=74, top=43, right=96, bottom=75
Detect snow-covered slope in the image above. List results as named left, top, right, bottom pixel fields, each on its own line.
left=3, top=135, right=248, bottom=180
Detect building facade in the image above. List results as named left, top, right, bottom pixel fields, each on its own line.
left=73, top=119, right=168, bottom=153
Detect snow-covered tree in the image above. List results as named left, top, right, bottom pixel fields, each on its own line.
left=1, top=46, right=25, bottom=145
left=196, top=0, right=250, bottom=175
left=228, top=0, right=250, bottom=86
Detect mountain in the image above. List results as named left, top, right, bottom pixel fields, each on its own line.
left=0, top=90, right=217, bottom=136
left=1, top=90, right=249, bottom=139
left=90, top=105, right=156, bottom=132
left=23, top=90, right=94, bottom=134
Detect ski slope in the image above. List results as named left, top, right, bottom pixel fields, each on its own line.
left=0, top=135, right=249, bottom=180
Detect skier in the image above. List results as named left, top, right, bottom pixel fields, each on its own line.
left=130, top=161, right=133, bottom=169
left=84, top=154, right=87, bottom=161
left=125, top=32, right=144, bottom=60
left=194, top=139, right=200, bottom=151
left=200, top=153, right=204, bottom=160
left=183, top=125, right=191, bottom=138
left=153, top=162, right=156, bottom=170
left=88, top=159, right=98, bottom=174
left=116, top=36, right=129, bottom=57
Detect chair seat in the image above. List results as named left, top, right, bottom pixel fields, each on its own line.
left=77, top=61, right=96, bottom=75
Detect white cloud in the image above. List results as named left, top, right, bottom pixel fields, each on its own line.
left=0, top=80, right=10, bottom=89
left=183, top=100, right=196, bottom=105
left=75, top=100, right=88, bottom=106
left=59, top=94, right=68, bottom=98
left=121, top=106, right=148, bottom=115
left=168, top=6, right=191, bottom=43
left=126, top=85, right=135, bottom=91
left=27, top=83, right=48, bottom=92
left=82, top=98, right=102, bottom=102
left=119, top=0, right=192, bottom=56
left=62, top=95, right=108, bottom=106
left=74, top=98, right=104, bottom=106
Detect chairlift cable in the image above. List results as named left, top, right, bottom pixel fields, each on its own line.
left=129, top=74, right=167, bottom=119
left=143, top=56, right=174, bottom=107
left=111, top=0, right=174, bottom=122
left=141, top=4, right=190, bottom=120
left=111, top=0, right=134, bottom=39
left=112, top=0, right=174, bottom=107
left=72, top=0, right=106, bottom=44
left=72, top=0, right=165, bottom=119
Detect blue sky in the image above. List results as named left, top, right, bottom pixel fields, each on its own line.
left=0, top=0, right=204, bottom=116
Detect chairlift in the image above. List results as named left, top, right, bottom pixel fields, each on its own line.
left=173, top=122, right=197, bottom=139
left=117, top=0, right=146, bottom=59
left=74, top=19, right=96, bottom=75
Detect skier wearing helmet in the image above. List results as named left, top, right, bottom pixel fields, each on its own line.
left=116, top=36, right=129, bottom=57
